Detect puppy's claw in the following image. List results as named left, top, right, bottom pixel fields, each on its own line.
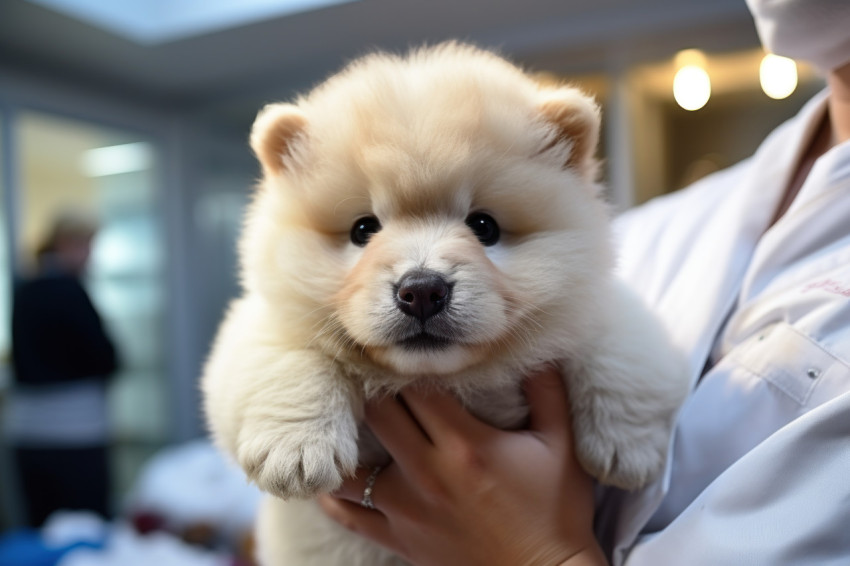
left=576, top=422, right=668, bottom=491
left=238, top=415, right=359, bottom=499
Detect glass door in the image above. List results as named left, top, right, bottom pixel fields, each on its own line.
left=13, top=111, right=168, bottom=508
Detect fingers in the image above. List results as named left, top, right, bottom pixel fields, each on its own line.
left=365, top=391, right=484, bottom=486
left=333, top=463, right=411, bottom=516
left=364, top=395, right=435, bottom=479
left=366, top=394, right=430, bottom=447
left=323, top=464, right=410, bottom=559
left=524, top=366, right=571, bottom=441
left=396, top=386, right=491, bottom=447
left=332, top=464, right=385, bottom=506
left=317, top=495, right=405, bottom=558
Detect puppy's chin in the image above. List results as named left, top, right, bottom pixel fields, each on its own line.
left=371, top=343, right=484, bottom=375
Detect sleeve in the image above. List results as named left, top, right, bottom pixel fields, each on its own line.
left=60, top=278, right=118, bottom=378
left=623, top=390, right=850, bottom=565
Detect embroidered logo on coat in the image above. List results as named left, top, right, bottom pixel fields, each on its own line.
left=802, top=278, right=850, bottom=298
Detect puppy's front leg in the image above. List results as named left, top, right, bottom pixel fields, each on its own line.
left=203, top=298, right=361, bottom=500
left=237, top=350, right=361, bottom=499
left=564, top=280, right=688, bottom=490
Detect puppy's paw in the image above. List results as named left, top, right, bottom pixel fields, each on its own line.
left=237, top=412, right=359, bottom=499
left=576, top=419, right=669, bottom=490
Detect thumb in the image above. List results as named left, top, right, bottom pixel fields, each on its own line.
left=524, top=366, right=571, bottom=442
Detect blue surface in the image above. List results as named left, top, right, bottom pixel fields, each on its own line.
left=0, top=529, right=104, bottom=566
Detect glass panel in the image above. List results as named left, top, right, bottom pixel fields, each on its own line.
left=0, top=117, right=12, bottom=365
left=0, top=113, right=21, bottom=529
left=14, top=111, right=167, bottom=513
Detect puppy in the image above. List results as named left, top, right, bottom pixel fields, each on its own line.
left=202, top=42, right=688, bottom=565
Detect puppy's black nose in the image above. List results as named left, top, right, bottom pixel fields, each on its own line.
left=395, top=270, right=450, bottom=322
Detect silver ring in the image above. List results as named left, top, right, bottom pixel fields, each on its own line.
left=360, top=466, right=383, bottom=510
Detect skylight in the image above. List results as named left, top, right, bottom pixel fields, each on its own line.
left=27, top=0, right=358, bottom=45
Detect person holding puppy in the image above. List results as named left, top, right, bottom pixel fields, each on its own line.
left=319, top=0, right=850, bottom=563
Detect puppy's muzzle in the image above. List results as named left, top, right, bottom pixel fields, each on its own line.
left=395, top=269, right=451, bottom=322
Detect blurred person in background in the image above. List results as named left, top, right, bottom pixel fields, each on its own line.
left=5, top=211, right=118, bottom=527
left=319, top=0, right=850, bottom=564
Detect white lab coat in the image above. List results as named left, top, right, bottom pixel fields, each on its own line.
left=599, top=90, right=850, bottom=565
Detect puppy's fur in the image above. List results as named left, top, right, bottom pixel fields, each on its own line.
left=203, top=43, right=688, bottom=566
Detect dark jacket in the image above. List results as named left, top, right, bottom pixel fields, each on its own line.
left=12, top=274, right=117, bottom=385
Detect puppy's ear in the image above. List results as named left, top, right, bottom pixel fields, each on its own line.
left=250, top=103, right=308, bottom=177
left=537, top=87, right=600, bottom=179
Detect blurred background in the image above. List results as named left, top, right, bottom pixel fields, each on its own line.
left=0, top=0, right=825, bottom=563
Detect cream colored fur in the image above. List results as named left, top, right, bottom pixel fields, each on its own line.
left=202, top=42, right=688, bottom=565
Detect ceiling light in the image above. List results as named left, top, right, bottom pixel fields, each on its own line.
left=760, top=54, right=798, bottom=100
left=81, top=142, right=153, bottom=177
left=673, top=65, right=711, bottom=111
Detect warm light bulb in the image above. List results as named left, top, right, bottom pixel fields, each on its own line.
left=760, top=54, right=797, bottom=100
left=673, top=65, right=711, bottom=111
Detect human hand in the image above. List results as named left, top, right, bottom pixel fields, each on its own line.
left=318, top=367, right=607, bottom=566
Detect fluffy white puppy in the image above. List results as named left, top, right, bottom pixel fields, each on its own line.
left=202, top=42, right=688, bottom=565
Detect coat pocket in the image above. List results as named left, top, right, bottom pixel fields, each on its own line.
left=728, top=323, right=850, bottom=407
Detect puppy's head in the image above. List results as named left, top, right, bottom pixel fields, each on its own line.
left=241, top=43, right=611, bottom=377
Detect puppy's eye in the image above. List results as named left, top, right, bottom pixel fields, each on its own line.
left=350, top=216, right=382, bottom=246
left=465, top=212, right=500, bottom=246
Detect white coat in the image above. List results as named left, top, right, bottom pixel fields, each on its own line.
left=598, top=89, right=850, bottom=565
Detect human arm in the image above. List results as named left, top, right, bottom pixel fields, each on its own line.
left=62, top=278, right=118, bottom=376
left=318, top=367, right=607, bottom=566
